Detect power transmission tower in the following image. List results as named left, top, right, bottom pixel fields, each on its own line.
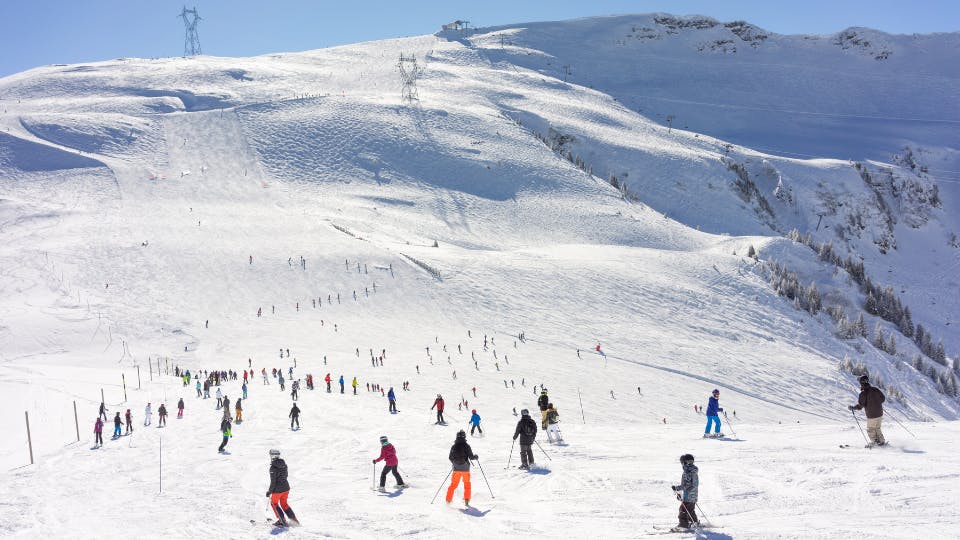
left=397, top=53, right=422, bottom=103
left=179, top=6, right=202, bottom=57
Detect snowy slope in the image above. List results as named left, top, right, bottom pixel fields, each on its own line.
left=0, top=12, right=959, bottom=540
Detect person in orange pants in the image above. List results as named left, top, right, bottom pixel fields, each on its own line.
left=445, top=430, right=477, bottom=505
left=266, top=449, right=299, bottom=527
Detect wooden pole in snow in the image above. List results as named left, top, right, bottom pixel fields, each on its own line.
left=25, top=411, right=34, bottom=465
left=73, top=401, right=80, bottom=442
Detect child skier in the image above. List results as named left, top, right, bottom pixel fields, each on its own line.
left=177, top=398, right=184, bottom=418
left=266, top=449, right=300, bottom=527
left=143, top=403, right=152, bottom=426
left=388, top=387, right=397, bottom=413
left=469, top=409, right=482, bottom=436
left=372, top=436, right=405, bottom=491
left=157, top=403, right=168, bottom=427
left=445, top=430, right=477, bottom=505
left=124, top=409, right=134, bottom=434
left=113, top=412, right=123, bottom=438
left=432, top=394, right=445, bottom=424
left=544, top=403, right=562, bottom=443
left=671, top=454, right=700, bottom=530
left=94, top=417, right=104, bottom=447
left=703, top=389, right=723, bottom=438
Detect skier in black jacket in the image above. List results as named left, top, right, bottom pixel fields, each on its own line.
left=266, top=449, right=299, bottom=527
left=289, top=403, right=301, bottom=430
left=445, top=430, right=477, bottom=505
left=537, top=390, right=550, bottom=427
left=513, top=409, right=538, bottom=469
left=848, top=375, right=887, bottom=446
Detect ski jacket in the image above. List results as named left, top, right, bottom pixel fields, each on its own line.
left=235, top=399, right=242, bottom=411
left=178, top=399, right=184, bottom=409
left=94, top=419, right=103, bottom=433
left=855, top=384, right=886, bottom=419
left=325, top=375, right=332, bottom=383
left=289, top=405, right=300, bottom=418
left=216, top=389, right=222, bottom=398
left=144, top=405, right=152, bottom=416
left=680, top=463, right=699, bottom=503
left=268, top=458, right=290, bottom=494
left=388, top=389, right=396, bottom=400
left=538, top=394, right=549, bottom=411
left=545, top=407, right=559, bottom=425
left=449, top=440, right=476, bottom=471
left=375, top=443, right=399, bottom=466
left=220, top=418, right=232, bottom=436
left=706, top=396, right=723, bottom=416
left=125, top=411, right=132, bottom=423
left=114, top=414, right=122, bottom=427
left=432, top=398, right=445, bottom=411
left=351, top=378, right=358, bottom=387
left=514, top=416, right=538, bottom=445
left=339, top=376, right=344, bottom=385
left=158, top=405, right=167, bottom=417
left=469, top=412, right=481, bottom=426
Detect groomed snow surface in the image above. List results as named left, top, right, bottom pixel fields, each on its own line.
left=1, top=12, right=958, bottom=540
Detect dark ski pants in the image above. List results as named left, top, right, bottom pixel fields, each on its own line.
left=218, top=436, right=229, bottom=452
left=158, top=415, right=166, bottom=427
left=216, top=398, right=222, bottom=408
left=678, top=501, right=698, bottom=528
left=470, top=424, right=482, bottom=435
left=327, top=382, right=331, bottom=392
left=291, top=416, right=300, bottom=429
left=519, top=443, right=534, bottom=467
left=436, top=410, right=444, bottom=423
left=380, top=465, right=403, bottom=487
left=389, top=400, right=397, bottom=413
left=340, top=383, right=344, bottom=393
left=95, top=432, right=103, bottom=445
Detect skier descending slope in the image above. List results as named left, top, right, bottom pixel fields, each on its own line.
left=388, top=387, right=398, bottom=413
left=468, top=410, right=482, bottom=436
left=446, top=430, right=477, bottom=506
left=544, top=403, right=562, bottom=443
left=432, top=394, right=446, bottom=424
left=218, top=416, right=232, bottom=453
left=671, top=454, right=700, bottom=530
left=848, top=375, right=887, bottom=447
left=289, top=403, right=301, bottom=430
left=372, top=436, right=406, bottom=491
left=266, top=449, right=300, bottom=527
left=703, top=390, right=724, bottom=438
left=537, top=389, right=550, bottom=428
left=513, top=409, right=538, bottom=469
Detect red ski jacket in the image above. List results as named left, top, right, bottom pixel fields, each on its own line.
left=374, top=443, right=399, bottom=466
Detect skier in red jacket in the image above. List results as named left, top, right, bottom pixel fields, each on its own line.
left=431, top=394, right=445, bottom=424
left=372, top=436, right=405, bottom=491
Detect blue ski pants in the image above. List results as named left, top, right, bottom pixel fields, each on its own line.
left=704, top=415, right=721, bottom=434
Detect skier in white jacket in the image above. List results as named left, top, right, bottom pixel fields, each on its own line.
left=144, top=402, right=153, bottom=426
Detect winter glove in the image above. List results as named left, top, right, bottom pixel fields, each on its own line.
left=718, top=408, right=724, bottom=413
left=372, top=459, right=377, bottom=464
left=671, top=485, right=680, bottom=492
left=847, top=405, right=856, bottom=411
left=265, top=492, right=271, bottom=497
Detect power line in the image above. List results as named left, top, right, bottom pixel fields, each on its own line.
left=179, top=6, right=202, bottom=57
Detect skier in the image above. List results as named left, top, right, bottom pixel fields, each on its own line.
left=703, top=389, right=723, bottom=438
left=124, top=409, right=134, bottom=434
left=445, top=430, right=477, bottom=505
left=351, top=377, right=358, bottom=395
left=218, top=416, right=232, bottom=453
left=388, top=387, right=397, bottom=413
left=157, top=403, right=168, bottom=427
left=278, top=374, right=285, bottom=391
left=216, top=388, right=223, bottom=409
left=196, top=380, right=202, bottom=397
left=242, top=382, right=248, bottom=400
left=672, top=454, right=700, bottom=530
left=98, top=401, right=108, bottom=421
left=468, top=409, right=482, bottom=436
left=339, top=375, right=345, bottom=394
left=94, top=417, right=104, bottom=447
left=848, top=374, right=887, bottom=446
left=291, top=380, right=298, bottom=401
left=266, top=449, right=300, bottom=527
left=513, top=409, right=538, bottom=469
left=325, top=373, right=332, bottom=393
left=235, top=398, right=243, bottom=423
left=222, top=396, right=231, bottom=419
left=537, top=389, right=550, bottom=428
left=177, top=398, right=184, bottom=418
left=431, top=394, right=446, bottom=424
left=544, top=403, right=562, bottom=443
left=372, top=436, right=405, bottom=491
left=144, top=403, right=152, bottom=426
left=113, top=412, right=123, bottom=438
left=289, top=403, right=301, bottom=430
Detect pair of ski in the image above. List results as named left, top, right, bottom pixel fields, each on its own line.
left=840, top=442, right=890, bottom=449
left=650, top=524, right=719, bottom=534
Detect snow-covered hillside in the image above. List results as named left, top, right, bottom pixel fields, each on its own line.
left=0, top=13, right=958, bottom=539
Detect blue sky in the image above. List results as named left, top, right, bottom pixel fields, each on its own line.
left=1, top=0, right=956, bottom=78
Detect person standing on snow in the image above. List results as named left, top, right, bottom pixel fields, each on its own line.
left=537, top=389, right=550, bottom=428
left=157, top=403, right=168, bottom=427
left=235, top=398, right=243, bottom=423
left=513, top=409, right=538, bottom=469
left=144, top=403, right=153, bottom=426
left=177, top=398, right=185, bottom=418
left=672, top=454, right=700, bottom=530
left=266, top=449, right=300, bottom=527
left=339, top=374, right=345, bottom=394
left=113, top=412, right=123, bottom=438
left=99, top=402, right=108, bottom=421
left=351, top=377, right=358, bottom=395
left=124, top=409, right=134, bottom=434
left=372, top=436, right=405, bottom=491
left=94, top=417, right=104, bottom=447
left=848, top=374, right=887, bottom=446
left=218, top=416, right=232, bottom=453
left=432, top=394, right=446, bottom=424
left=445, top=430, right=477, bottom=505
left=703, top=389, right=723, bottom=438
left=325, top=373, right=332, bottom=393
left=289, top=403, right=301, bottom=430
left=216, top=388, right=223, bottom=409
left=387, top=387, right=397, bottom=413
left=468, top=409, right=483, bottom=436
left=544, top=403, right=562, bottom=443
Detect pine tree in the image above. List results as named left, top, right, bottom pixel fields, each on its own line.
left=805, top=281, right=821, bottom=314
left=746, top=244, right=756, bottom=259
left=898, top=306, right=914, bottom=338
left=873, top=322, right=886, bottom=352
left=855, top=313, right=867, bottom=338
left=865, top=293, right=878, bottom=315
left=887, top=334, right=896, bottom=356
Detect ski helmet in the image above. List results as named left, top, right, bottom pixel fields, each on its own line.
left=712, top=389, right=719, bottom=395
left=379, top=435, right=388, bottom=445
left=521, top=409, right=529, bottom=416
left=858, top=375, right=869, bottom=384
left=456, top=430, right=466, bottom=440
left=269, top=449, right=281, bottom=459
left=680, top=454, right=694, bottom=464
left=471, top=409, right=476, bottom=414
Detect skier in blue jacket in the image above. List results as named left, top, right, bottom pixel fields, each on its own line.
left=704, top=389, right=723, bottom=437
left=468, top=409, right=482, bottom=436
left=387, top=387, right=397, bottom=413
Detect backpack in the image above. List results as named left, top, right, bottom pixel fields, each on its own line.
left=546, top=410, right=559, bottom=424
left=523, top=419, right=537, bottom=437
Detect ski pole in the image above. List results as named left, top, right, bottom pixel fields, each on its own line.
left=884, top=409, right=917, bottom=439
left=372, top=463, right=376, bottom=490
left=534, top=440, right=552, bottom=461
left=430, top=468, right=453, bottom=504
left=694, top=501, right=712, bottom=528
left=851, top=410, right=869, bottom=444
left=505, top=438, right=515, bottom=469
left=474, top=459, right=495, bottom=499
left=723, top=413, right=737, bottom=438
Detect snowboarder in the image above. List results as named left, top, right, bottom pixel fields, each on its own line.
left=124, top=409, right=134, bottom=434
left=235, top=398, right=243, bottom=423
left=94, top=417, right=104, bottom=447
left=266, top=449, right=300, bottom=527
left=157, top=403, right=168, bottom=427
left=144, top=403, right=152, bottom=426
left=432, top=394, right=446, bottom=424
left=289, top=403, right=301, bottom=430
left=372, top=436, right=405, bottom=491
left=545, top=403, right=562, bottom=443
left=468, top=409, right=482, bottom=436
left=703, top=389, right=723, bottom=438
left=218, top=417, right=232, bottom=453
left=445, top=430, right=477, bottom=505
left=388, top=387, right=397, bottom=413
left=177, top=398, right=184, bottom=418
left=513, top=409, right=538, bottom=469
left=672, top=454, right=700, bottom=530
left=848, top=374, right=887, bottom=446
left=113, top=412, right=123, bottom=438
left=538, top=389, right=550, bottom=428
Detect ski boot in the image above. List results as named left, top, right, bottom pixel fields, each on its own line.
left=285, top=507, right=300, bottom=526
left=377, top=486, right=387, bottom=492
